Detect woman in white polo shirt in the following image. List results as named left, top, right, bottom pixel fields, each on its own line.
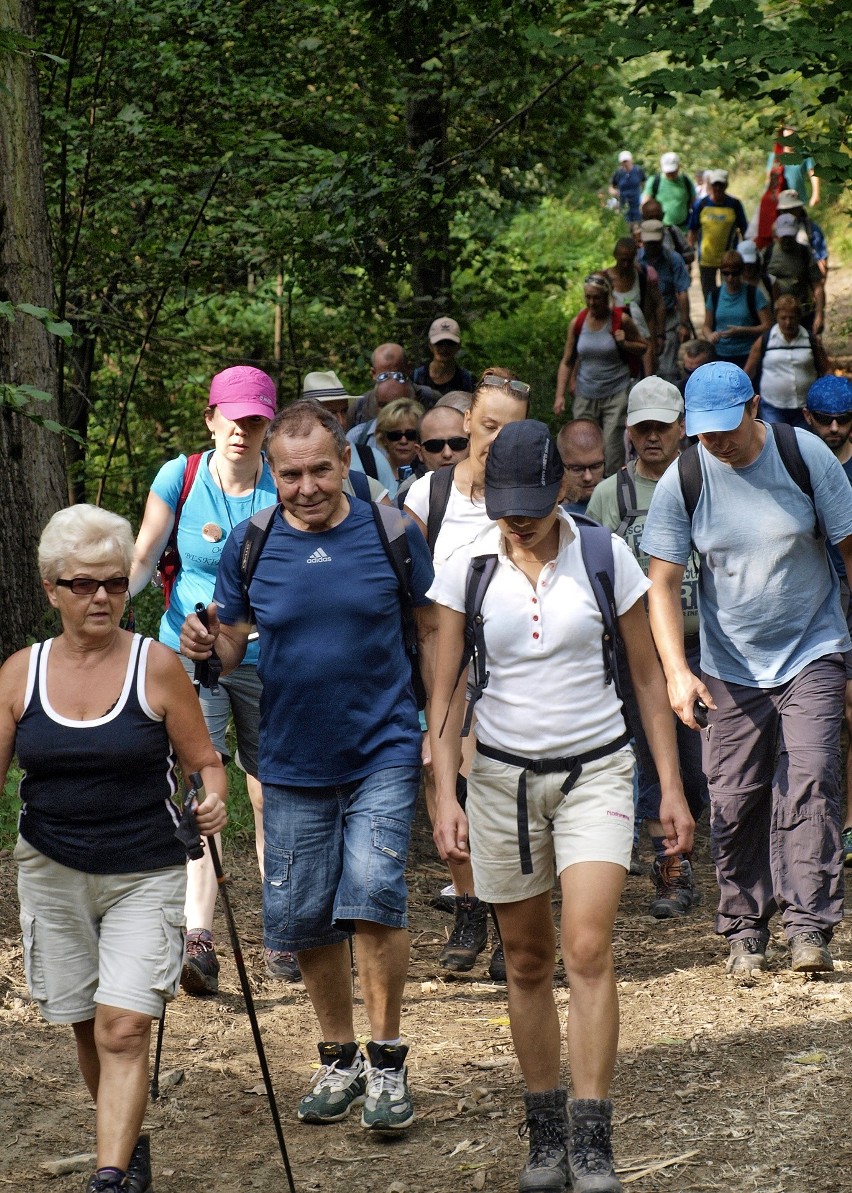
left=429, top=421, right=692, bottom=1193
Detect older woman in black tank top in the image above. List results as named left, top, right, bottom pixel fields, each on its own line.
left=0, top=505, right=226, bottom=1193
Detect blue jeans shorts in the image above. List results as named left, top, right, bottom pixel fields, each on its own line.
left=180, top=655, right=262, bottom=776
left=262, top=766, right=419, bottom=952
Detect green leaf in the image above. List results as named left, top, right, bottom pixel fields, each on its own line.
left=16, top=303, right=52, bottom=320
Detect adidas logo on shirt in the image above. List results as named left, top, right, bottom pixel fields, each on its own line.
left=306, top=547, right=332, bottom=564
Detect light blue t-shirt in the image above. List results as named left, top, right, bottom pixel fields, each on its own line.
left=151, top=451, right=278, bottom=662
left=345, top=422, right=399, bottom=496
left=707, top=285, right=769, bottom=360
left=641, top=427, right=852, bottom=687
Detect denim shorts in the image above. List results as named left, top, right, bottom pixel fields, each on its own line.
left=15, top=837, right=186, bottom=1022
left=179, top=654, right=262, bottom=776
left=262, top=766, right=419, bottom=952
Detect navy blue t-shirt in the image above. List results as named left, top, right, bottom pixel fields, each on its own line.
left=214, top=499, right=434, bottom=786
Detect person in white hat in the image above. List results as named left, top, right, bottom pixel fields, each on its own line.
left=412, top=316, right=475, bottom=397
left=641, top=152, right=695, bottom=232
left=687, top=169, right=748, bottom=298
left=765, top=214, right=825, bottom=334
left=302, top=371, right=393, bottom=502
left=608, top=150, right=646, bottom=226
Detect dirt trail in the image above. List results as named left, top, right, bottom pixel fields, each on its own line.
left=1, top=268, right=850, bottom=1193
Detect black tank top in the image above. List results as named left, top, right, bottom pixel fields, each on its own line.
left=15, top=634, right=186, bottom=874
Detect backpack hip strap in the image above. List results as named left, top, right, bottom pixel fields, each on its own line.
left=476, top=730, right=631, bottom=874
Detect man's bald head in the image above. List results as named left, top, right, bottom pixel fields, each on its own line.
left=556, top=419, right=606, bottom=504
left=371, top=343, right=409, bottom=377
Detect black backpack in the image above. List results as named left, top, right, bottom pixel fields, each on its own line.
left=452, top=515, right=642, bottom=746
left=237, top=502, right=427, bottom=709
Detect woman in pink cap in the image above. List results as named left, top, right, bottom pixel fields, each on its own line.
left=130, top=367, right=299, bottom=991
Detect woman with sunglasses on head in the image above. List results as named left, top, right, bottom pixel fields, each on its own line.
left=1, top=505, right=226, bottom=1193
left=553, top=273, right=647, bottom=474
left=404, top=368, right=529, bottom=981
left=744, top=294, right=829, bottom=429
left=375, top=396, right=426, bottom=496
left=701, top=249, right=771, bottom=369
left=129, top=367, right=297, bottom=991
left=429, top=423, right=691, bottom=1193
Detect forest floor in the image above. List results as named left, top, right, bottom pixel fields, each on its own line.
left=1, top=265, right=851, bottom=1193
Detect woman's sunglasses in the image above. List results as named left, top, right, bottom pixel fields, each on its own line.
left=384, top=428, right=420, bottom=442
left=479, top=374, right=531, bottom=399
left=55, top=576, right=130, bottom=595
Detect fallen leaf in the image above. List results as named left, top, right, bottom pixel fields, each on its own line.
left=790, top=1051, right=827, bottom=1065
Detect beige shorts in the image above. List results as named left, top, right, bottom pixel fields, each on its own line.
left=15, top=837, right=186, bottom=1022
left=467, top=745, right=635, bottom=904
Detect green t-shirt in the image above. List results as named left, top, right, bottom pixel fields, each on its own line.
left=642, top=173, right=694, bottom=229
left=587, top=465, right=700, bottom=638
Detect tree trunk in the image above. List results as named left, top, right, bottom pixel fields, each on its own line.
left=0, top=0, right=68, bottom=658
left=405, top=81, right=451, bottom=335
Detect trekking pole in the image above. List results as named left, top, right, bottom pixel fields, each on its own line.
left=186, top=773, right=298, bottom=1193
left=150, top=1008, right=166, bottom=1100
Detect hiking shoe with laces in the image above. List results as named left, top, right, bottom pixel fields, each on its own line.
left=361, top=1041, right=414, bottom=1132
left=790, top=930, right=833, bottom=973
left=725, top=936, right=767, bottom=975
left=85, top=1171, right=126, bottom=1193
left=648, top=855, right=700, bottom=919
left=125, top=1134, right=152, bottom=1193
left=180, top=929, right=219, bottom=996
left=518, top=1088, right=569, bottom=1192
left=842, top=826, right=852, bottom=866
left=439, top=895, right=488, bottom=971
left=298, top=1041, right=366, bottom=1123
left=488, top=939, right=506, bottom=982
left=567, top=1098, right=622, bottom=1193
left=265, top=949, right=302, bottom=982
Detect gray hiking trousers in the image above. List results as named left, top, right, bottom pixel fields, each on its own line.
left=701, top=655, right=845, bottom=944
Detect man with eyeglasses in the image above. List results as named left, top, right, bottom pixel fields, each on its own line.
left=803, top=375, right=852, bottom=867
left=556, top=419, right=606, bottom=515
left=587, top=379, right=705, bottom=917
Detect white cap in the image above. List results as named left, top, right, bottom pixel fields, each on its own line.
left=618, top=150, right=632, bottom=163
left=736, top=240, right=759, bottom=264
left=660, top=152, right=680, bottom=172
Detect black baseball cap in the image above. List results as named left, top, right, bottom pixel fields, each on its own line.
left=485, top=421, right=564, bottom=520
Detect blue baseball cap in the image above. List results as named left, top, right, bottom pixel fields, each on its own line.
left=806, top=374, right=852, bottom=416
left=485, top=421, right=564, bottom=520
left=684, top=361, right=755, bottom=436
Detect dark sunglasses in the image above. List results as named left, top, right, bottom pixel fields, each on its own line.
left=55, top=576, right=130, bottom=595
left=384, top=428, right=420, bottom=442
left=720, top=269, right=742, bottom=277
left=810, top=411, right=852, bottom=427
left=421, top=436, right=469, bottom=453
left=375, top=371, right=407, bottom=384
left=479, top=373, right=531, bottom=399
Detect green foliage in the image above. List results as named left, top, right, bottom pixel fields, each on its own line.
left=0, top=764, right=21, bottom=853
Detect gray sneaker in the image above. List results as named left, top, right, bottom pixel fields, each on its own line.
left=298, top=1042, right=366, bottom=1123
left=361, top=1042, right=414, bottom=1132
left=725, top=936, right=767, bottom=976
left=790, top=930, right=833, bottom=973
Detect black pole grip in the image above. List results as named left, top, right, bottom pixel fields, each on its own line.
left=193, top=602, right=222, bottom=693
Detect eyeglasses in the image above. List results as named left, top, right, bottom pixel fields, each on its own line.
left=421, top=436, right=470, bottom=453
left=55, top=576, right=130, bottom=595
left=565, top=460, right=605, bottom=475
left=478, top=374, right=531, bottom=399
left=810, top=411, right=852, bottom=427
left=375, top=371, right=407, bottom=384
left=720, top=269, right=742, bottom=277
left=384, top=428, right=420, bottom=442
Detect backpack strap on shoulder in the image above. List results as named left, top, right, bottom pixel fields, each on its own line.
left=770, top=423, right=821, bottom=537
left=614, top=461, right=642, bottom=540
left=239, top=504, right=278, bottom=606
left=426, top=464, right=455, bottom=557
left=371, top=503, right=427, bottom=710
left=355, top=442, right=378, bottom=479
left=349, top=468, right=372, bottom=502
left=572, top=516, right=620, bottom=691
left=458, top=554, right=499, bottom=738
left=677, top=443, right=703, bottom=522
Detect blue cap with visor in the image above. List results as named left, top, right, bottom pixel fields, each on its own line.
left=684, top=361, right=755, bottom=437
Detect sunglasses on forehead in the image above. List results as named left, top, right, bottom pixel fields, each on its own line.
left=421, top=436, right=469, bottom=453
left=383, top=428, right=420, bottom=442
left=376, top=371, right=407, bottom=384
left=479, top=373, right=531, bottom=399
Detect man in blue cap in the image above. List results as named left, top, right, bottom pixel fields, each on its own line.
left=641, top=361, right=852, bottom=976
left=804, top=374, right=852, bottom=864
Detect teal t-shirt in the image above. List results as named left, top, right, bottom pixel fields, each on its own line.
left=707, top=285, right=768, bottom=359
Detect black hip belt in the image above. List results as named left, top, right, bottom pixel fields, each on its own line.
left=476, top=730, right=632, bottom=875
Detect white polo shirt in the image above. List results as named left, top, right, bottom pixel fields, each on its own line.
left=428, top=508, right=649, bottom=758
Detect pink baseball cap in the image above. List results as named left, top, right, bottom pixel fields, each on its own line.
left=209, top=366, right=276, bottom=420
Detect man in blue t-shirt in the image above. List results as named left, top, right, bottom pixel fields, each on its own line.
left=181, top=400, right=434, bottom=1134
left=609, top=151, right=646, bottom=226
left=642, top=362, right=852, bottom=978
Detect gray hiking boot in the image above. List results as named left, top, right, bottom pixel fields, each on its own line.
left=567, top=1098, right=622, bottom=1193
left=725, top=935, right=767, bottom=975
left=518, top=1088, right=569, bottom=1192
left=790, top=930, right=833, bottom=973
left=648, top=855, right=700, bottom=918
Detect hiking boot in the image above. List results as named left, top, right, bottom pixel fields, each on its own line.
left=628, top=847, right=645, bottom=877
left=361, top=1041, right=414, bottom=1132
left=265, top=949, right=302, bottom=982
left=842, top=826, right=852, bottom=866
left=298, top=1041, right=366, bottom=1123
left=439, top=895, right=488, bottom=971
left=85, top=1171, right=126, bottom=1193
left=125, top=1135, right=152, bottom=1193
left=648, top=855, right=700, bottom=919
left=790, top=930, right=833, bottom=973
left=430, top=883, right=458, bottom=914
left=725, top=936, right=767, bottom=975
left=488, top=939, right=506, bottom=983
left=180, top=930, right=219, bottom=995
left=518, top=1088, right=569, bottom=1192
left=567, top=1098, right=622, bottom=1193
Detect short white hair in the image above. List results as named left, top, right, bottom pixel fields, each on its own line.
left=38, top=504, right=134, bottom=583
